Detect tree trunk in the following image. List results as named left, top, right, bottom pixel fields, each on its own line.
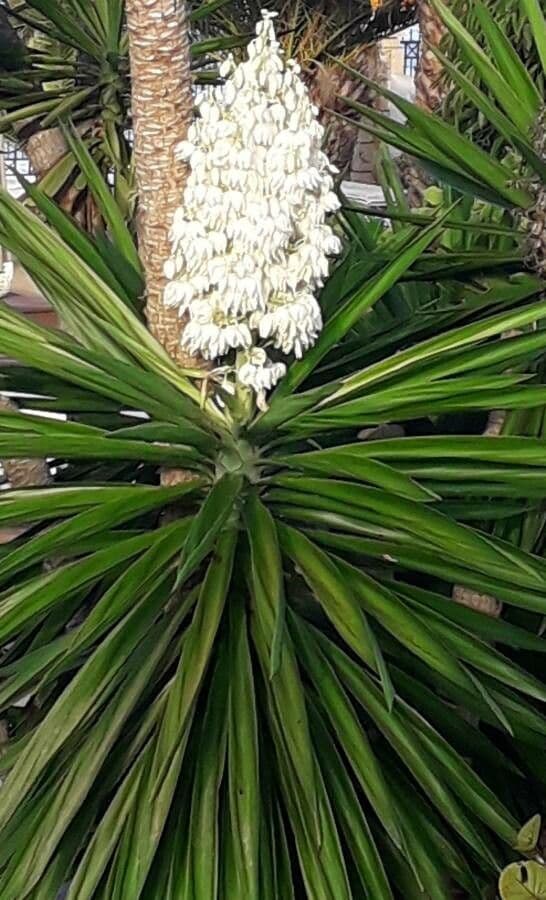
left=0, top=397, right=50, bottom=490
left=349, top=44, right=389, bottom=185
left=306, top=45, right=387, bottom=181
left=25, top=128, right=67, bottom=179
left=402, top=0, right=447, bottom=205
left=125, top=0, right=194, bottom=367
left=414, top=0, right=446, bottom=113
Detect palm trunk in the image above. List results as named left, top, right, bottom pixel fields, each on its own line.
left=403, top=0, right=447, bottom=205
left=414, top=0, right=446, bottom=113
left=125, top=0, right=194, bottom=367
left=349, top=44, right=389, bottom=185
left=0, top=398, right=50, bottom=490
left=25, top=127, right=67, bottom=179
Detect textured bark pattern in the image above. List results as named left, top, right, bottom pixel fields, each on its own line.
left=349, top=45, right=389, bottom=184
left=2, top=457, right=50, bottom=488
left=126, top=0, right=195, bottom=366
left=398, top=153, right=432, bottom=207
left=307, top=46, right=385, bottom=179
left=0, top=396, right=50, bottom=489
left=401, top=0, right=447, bottom=205
left=25, top=123, right=102, bottom=230
left=483, top=408, right=507, bottom=437
left=452, top=585, right=502, bottom=617
left=415, top=0, right=446, bottom=113
left=25, top=127, right=67, bottom=178
left=451, top=410, right=505, bottom=617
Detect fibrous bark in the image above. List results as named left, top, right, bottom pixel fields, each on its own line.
left=414, top=0, right=446, bottom=113
left=402, top=0, right=447, bottom=205
left=25, top=128, right=67, bottom=179
left=125, top=0, right=195, bottom=366
left=0, top=396, right=50, bottom=490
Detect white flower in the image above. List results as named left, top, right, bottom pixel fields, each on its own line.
left=238, top=347, right=286, bottom=410
left=163, top=9, right=342, bottom=405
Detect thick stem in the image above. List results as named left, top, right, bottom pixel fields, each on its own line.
left=0, top=397, right=50, bottom=490
left=125, top=0, right=195, bottom=367
left=402, top=0, right=447, bottom=206
left=415, top=0, right=446, bottom=113
left=349, top=45, right=389, bottom=185
left=25, top=128, right=67, bottom=179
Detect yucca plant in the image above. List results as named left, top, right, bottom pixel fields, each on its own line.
left=2, top=4, right=546, bottom=899
left=441, top=0, right=546, bottom=152
left=0, top=0, right=245, bottom=219
left=1, top=102, right=546, bottom=900
left=339, top=0, right=546, bottom=236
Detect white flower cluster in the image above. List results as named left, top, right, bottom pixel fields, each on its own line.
left=164, top=9, right=342, bottom=408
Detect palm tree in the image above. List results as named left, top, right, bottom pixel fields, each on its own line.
left=342, top=0, right=546, bottom=618
left=2, top=128, right=546, bottom=897
left=399, top=0, right=446, bottom=203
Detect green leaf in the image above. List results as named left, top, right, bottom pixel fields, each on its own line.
left=53, top=521, right=191, bottom=676
left=499, top=861, right=546, bottom=899
left=473, top=0, right=541, bottom=117
left=17, top=174, right=136, bottom=304
left=189, top=0, right=234, bottom=22
left=323, top=638, right=502, bottom=866
left=0, top=595, right=186, bottom=898
left=61, top=126, right=142, bottom=277
left=278, top=523, right=378, bottom=671
left=291, top=613, right=405, bottom=852
left=227, top=596, right=260, bottom=899
left=124, top=528, right=237, bottom=896
left=187, top=642, right=229, bottom=900
left=39, top=86, right=97, bottom=129
left=325, top=298, right=546, bottom=405
left=0, top=431, right=201, bottom=467
left=273, top=449, right=438, bottom=502
left=0, top=483, right=199, bottom=589
left=429, top=0, right=534, bottom=133
left=515, top=814, right=542, bottom=854
left=246, top=500, right=318, bottom=843
left=243, top=493, right=286, bottom=678
left=268, top=207, right=453, bottom=400
left=521, top=0, right=546, bottom=76
left=0, top=545, right=177, bottom=838
left=309, top=702, right=394, bottom=900
left=20, top=0, right=102, bottom=56
left=341, top=63, right=530, bottom=206
left=176, top=473, right=242, bottom=586
left=0, top=528, right=161, bottom=647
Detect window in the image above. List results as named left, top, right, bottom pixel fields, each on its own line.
left=402, top=28, right=420, bottom=78
left=0, top=140, right=35, bottom=197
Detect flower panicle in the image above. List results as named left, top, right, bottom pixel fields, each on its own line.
left=164, top=9, right=342, bottom=409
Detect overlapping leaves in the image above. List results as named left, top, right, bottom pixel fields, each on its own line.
left=0, top=0, right=249, bottom=209
left=0, top=111, right=546, bottom=900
